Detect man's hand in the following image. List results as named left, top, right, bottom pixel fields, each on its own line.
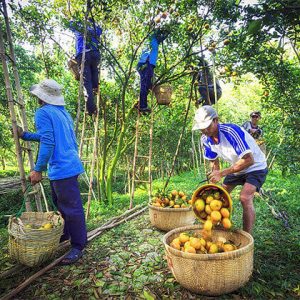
left=208, top=170, right=223, bottom=184
left=11, top=125, right=24, bottom=138
left=28, top=171, right=42, bottom=185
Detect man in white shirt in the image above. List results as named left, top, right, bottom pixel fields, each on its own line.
left=193, top=106, right=268, bottom=234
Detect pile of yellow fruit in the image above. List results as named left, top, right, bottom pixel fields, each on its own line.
left=24, top=223, right=54, bottom=230
left=170, top=230, right=237, bottom=254
left=192, top=187, right=232, bottom=230
left=150, top=190, right=191, bottom=208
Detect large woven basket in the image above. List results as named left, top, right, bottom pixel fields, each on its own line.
left=153, top=85, right=172, bottom=105
left=68, top=57, right=80, bottom=81
left=8, top=211, right=64, bottom=267
left=148, top=204, right=195, bottom=231
left=163, top=225, right=254, bottom=296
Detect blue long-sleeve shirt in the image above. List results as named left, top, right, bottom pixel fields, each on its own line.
left=22, top=104, right=84, bottom=180
left=138, top=36, right=160, bottom=66
left=69, top=20, right=102, bottom=56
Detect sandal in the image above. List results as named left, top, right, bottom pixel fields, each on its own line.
left=60, top=248, right=83, bottom=266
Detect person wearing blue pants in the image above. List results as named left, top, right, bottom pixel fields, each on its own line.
left=17, top=78, right=87, bottom=265
left=136, top=30, right=169, bottom=114
left=69, top=18, right=102, bottom=116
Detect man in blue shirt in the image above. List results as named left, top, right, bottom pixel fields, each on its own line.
left=136, top=30, right=168, bottom=114
left=17, top=79, right=87, bottom=265
left=69, top=18, right=102, bottom=116
left=193, top=106, right=268, bottom=234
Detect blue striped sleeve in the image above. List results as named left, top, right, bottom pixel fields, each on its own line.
left=201, top=135, right=218, bottom=160
left=220, top=124, right=251, bottom=157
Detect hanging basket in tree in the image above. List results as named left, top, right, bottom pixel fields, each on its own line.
left=153, top=84, right=172, bottom=105
left=67, top=57, right=80, bottom=81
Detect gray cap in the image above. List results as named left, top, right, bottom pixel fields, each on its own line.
left=30, top=79, right=65, bottom=106
left=192, top=105, right=218, bottom=130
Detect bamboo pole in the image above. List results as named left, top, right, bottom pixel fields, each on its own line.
left=0, top=19, right=30, bottom=211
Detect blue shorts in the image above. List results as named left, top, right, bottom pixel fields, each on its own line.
left=223, top=168, right=268, bottom=191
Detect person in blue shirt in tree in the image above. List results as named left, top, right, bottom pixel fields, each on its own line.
left=197, top=58, right=222, bottom=106
left=16, top=79, right=87, bottom=265
left=136, top=29, right=169, bottom=114
left=69, top=18, right=102, bottom=116
left=193, top=106, right=268, bottom=234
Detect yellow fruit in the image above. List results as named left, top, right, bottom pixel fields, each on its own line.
left=178, top=191, right=185, bottom=197
left=223, top=243, right=235, bottom=252
left=201, top=229, right=212, bottom=241
left=43, top=223, right=53, bottom=230
left=173, top=238, right=181, bottom=244
left=199, top=238, right=206, bottom=247
left=204, top=220, right=213, bottom=231
left=188, top=199, right=192, bottom=205
left=206, top=195, right=214, bottom=204
left=181, top=203, right=187, bottom=208
left=179, top=233, right=190, bottom=243
left=170, top=241, right=181, bottom=250
left=190, top=238, right=202, bottom=250
left=174, top=204, right=180, bottom=208
left=206, top=241, right=212, bottom=251
left=222, top=218, right=232, bottom=229
left=208, top=243, right=219, bottom=254
left=25, top=224, right=32, bottom=229
left=210, top=200, right=223, bottom=211
left=181, top=195, right=187, bottom=201
left=185, top=246, right=196, bottom=253
left=220, top=208, right=230, bottom=218
left=169, top=200, right=175, bottom=207
left=194, top=199, right=205, bottom=212
left=210, top=211, right=222, bottom=223
left=184, top=241, right=191, bottom=248
left=171, top=190, right=178, bottom=196
left=205, top=204, right=212, bottom=215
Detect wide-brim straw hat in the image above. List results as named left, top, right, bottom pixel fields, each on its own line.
left=30, top=79, right=65, bottom=106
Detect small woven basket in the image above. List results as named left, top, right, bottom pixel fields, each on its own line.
left=163, top=225, right=254, bottom=296
left=68, top=58, right=80, bottom=81
left=153, top=85, right=172, bottom=105
left=148, top=204, right=195, bottom=231
left=8, top=211, right=64, bottom=267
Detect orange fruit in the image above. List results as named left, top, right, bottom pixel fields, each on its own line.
left=179, top=233, right=190, bottom=243
left=206, top=195, right=214, bottom=204
left=210, top=211, right=222, bottom=223
left=223, top=243, right=236, bottom=252
left=205, top=204, right=212, bottom=215
left=208, top=243, right=219, bottom=254
left=174, top=204, right=180, bottom=208
left=170, top=241, right=181, bottom=250
left=190, top=238, right=202, bottom=250
left=220, top=208, right=230, bottom=218
left=210, top=200, right=223, bottom=211
left=185, top=246, right=196, bottom=253
left=194, top=199, right=205, bottom=212
left=171, top=190, right=178, bottom=196
left=222, top=218, right=232, bottom=229
left=178, top=191, right=185, bottom=197
left=203, top=219, right=213, bottom=231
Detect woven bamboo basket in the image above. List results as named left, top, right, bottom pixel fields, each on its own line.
left=8, top=211, right=64, bottom=267
left=192, top=184, right=233, bottom=222
left=68, top=58, right=80, bottom=81
left=148, top=204, right=195, bottom=231
left=163, top=225, right=254, bottom=296
left=153, top=85, right=172, bottom=105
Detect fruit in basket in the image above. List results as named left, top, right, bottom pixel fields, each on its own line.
left=151, top=189, right=191, bottom=209
left=179, top=232, right=190, bottom=243
left=190, top=237, right=202, bottom=250
left=205, top=204, right=212, bottom=215
left=210, top=211, right=222, bottom=223
left=43, top=223, right=53, bottom=230
left=210, top=200, right=222, bottom=211
left=220, top=208, right=230, bottom=218
left=195, top=199, right=205, bottom=212
left=206, top=195, right=214, bottom=204
left=222, top=218, right=232, bottom=229
left=185, top=246, right=196, bottom=253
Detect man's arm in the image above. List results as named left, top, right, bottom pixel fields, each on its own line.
left=209, top=153, right=254, bottom=183
left=22, top=131, right=41, bottom=142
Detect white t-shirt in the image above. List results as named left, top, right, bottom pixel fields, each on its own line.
left=201, top=123, right=267, bottom=174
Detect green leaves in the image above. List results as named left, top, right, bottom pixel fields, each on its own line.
left=247, top=19, right=262, bottom=35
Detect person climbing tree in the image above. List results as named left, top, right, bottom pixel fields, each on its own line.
left=136, top=29, right=169, bottom=114
left=16, top=79, right=87, bottom=265
left=197, top=58, right=222, bottom=106
left=193, top=106, right=268, bottom=234
left=69, top=17, right=102, bottom=116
